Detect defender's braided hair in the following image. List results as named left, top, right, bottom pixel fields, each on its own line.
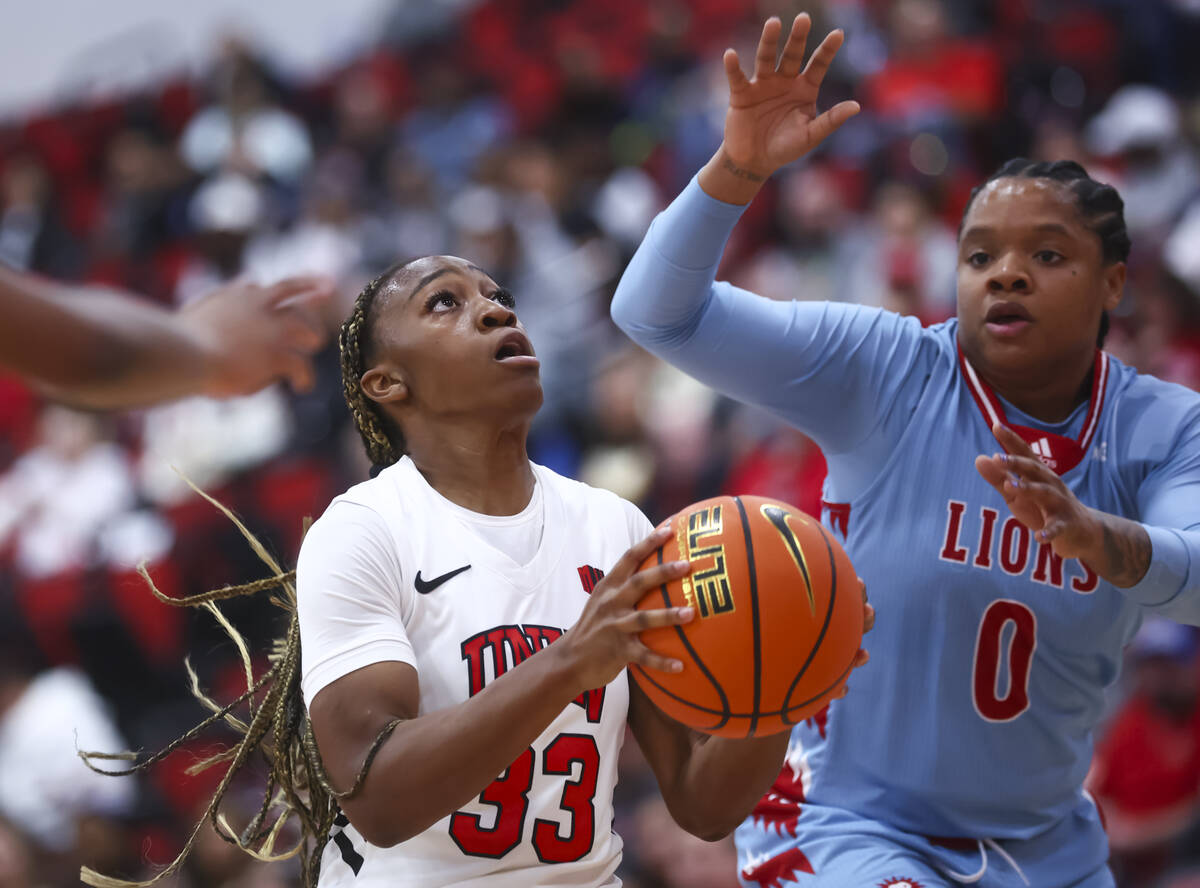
left=960, top=159, right=1130, bottom=346
left=80, top=262, right=423, bottom=887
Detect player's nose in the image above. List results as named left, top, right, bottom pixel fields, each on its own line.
left=986, top=256, right=1030, bottom=293
left=477, top=296, right=517, bottom=330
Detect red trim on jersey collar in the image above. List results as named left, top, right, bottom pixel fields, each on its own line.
left=957, top=346, right=1109, bottom=476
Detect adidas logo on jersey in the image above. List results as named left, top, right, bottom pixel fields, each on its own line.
left=1028, top=437, right=1057, bottom=469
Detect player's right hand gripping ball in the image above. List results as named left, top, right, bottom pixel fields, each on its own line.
left=633, top=495, right=863, bottom=738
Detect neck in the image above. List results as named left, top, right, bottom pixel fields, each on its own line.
left=405, top=419, right=535, bottom=515
left=968, top=345, right=1096, bottom=424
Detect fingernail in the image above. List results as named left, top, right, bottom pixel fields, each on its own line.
left=677, top=606, right=695, bottom=620
left=1008, top=473, right=1021, bottom=487
left=671, top=560, right=691, bottom=572
left=671, top=661, right=684, bottom=673
left=1001, top=454, right=1008, bottom=464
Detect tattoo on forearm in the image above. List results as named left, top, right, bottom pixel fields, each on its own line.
left=1097, top=515, right=1152, bottom=588
left=721, top=157, right=765, bottom=182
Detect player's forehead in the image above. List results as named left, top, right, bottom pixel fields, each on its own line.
left=961, top=177, right=1086, bottom=241
left=385, top=256, right=497, bottom=303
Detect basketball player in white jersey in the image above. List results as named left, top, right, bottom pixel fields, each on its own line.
left=297, top=255, right=871, bottom=887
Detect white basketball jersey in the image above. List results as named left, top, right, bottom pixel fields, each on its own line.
left=297, top=457, right=650, bottom=888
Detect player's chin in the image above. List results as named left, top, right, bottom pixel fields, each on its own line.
left=496, top=375, right=544, bottom=417
left=977, top=325, right=1048, bottom=368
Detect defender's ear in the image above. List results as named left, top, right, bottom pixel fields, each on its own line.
left=1101, top=262, right=1126, bottom=312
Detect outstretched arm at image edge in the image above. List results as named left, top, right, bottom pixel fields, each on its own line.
left=0, top=264, right=330, bottom=409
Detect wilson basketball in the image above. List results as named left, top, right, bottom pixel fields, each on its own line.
left=632, top=495, right=863, bottom=738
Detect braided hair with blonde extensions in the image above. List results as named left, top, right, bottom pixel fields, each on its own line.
left=78, top=262, right=426, bottom=887
left=338, top=259, right=418, bottom=472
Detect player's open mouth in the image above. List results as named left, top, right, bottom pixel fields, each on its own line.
left=494, top=331, right=539, bottom=367
left=984, top=301, right=1032, bottom=336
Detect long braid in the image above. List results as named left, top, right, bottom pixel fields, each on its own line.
left=339, top=261, right=415, bottom=470
left=81, top=259, right=422, bottom=887
left=79, top=483, right=402, bottom=888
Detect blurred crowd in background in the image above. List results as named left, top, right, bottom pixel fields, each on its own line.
left=1, top=0, right=1200, bottom=885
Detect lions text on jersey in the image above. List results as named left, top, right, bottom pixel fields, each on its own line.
left=612, top=177, right=1200, bottom=886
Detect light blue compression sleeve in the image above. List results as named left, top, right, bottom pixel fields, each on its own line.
left=611, top=175, right=931, bottom=499
left=1123, top=400, right=1200, bottom=623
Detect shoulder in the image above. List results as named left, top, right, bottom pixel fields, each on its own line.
left=301, top=486, right=393, bottom=556
left=298, top=470, right=409, bottom=580
left=1108, top=358, right=1200, bottom=453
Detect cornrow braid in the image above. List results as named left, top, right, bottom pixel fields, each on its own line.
left=79, top=482, right=403, bottom=888
left=339, top=260, right=417, bottom=472
left=960, top=158, right=1130, bottom=347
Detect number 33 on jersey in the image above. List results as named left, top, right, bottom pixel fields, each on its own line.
left=298, top=458, right=648, bottom=888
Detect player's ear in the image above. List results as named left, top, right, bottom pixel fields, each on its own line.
left=361, top=364, right=408, bottom=404
left=1101, top=261, right=1125, bottom=312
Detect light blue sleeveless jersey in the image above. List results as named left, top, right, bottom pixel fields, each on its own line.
left=611, top=178, right=1200, bottom=858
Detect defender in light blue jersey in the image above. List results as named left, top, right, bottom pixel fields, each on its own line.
left=611, top=15, right=1200, bottom=888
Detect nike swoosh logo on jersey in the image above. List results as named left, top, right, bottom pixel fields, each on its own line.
left=414, top=565, right=472, bottom=595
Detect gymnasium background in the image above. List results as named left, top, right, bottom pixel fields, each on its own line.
left=1, top=1, right=1199, bottom=885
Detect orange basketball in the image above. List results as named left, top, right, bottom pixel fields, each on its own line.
left=632, top=495, right=863, bottom=738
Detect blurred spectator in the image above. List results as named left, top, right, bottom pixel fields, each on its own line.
left=0, top=623, right=136, bottom=872
left=399, top=47, right=512, bottom=190
left=839, top=180, right=958, bottom=321
left=1089, top=619, right=1200, bottom=886
left=0, top=154, right=80, bottom=277
left=180, top=41, right=313, bottom=185
left=1084, top=85, right=1200, bottom=242
left=0, top=405, right=134, bottom=579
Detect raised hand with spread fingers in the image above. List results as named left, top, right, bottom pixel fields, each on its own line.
left=699, top=14, right=861, bottom=205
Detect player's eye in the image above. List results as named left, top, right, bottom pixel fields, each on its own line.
left=967, top=251, right=990, bottom=268
left=426, top=290, right=457, bottom=312
left=1034, top=249, right=1063, bottom=264
left=492, top=288, right=517, bottom=309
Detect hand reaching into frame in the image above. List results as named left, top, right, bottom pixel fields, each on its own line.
left=182, top=274, right=334, bottom=397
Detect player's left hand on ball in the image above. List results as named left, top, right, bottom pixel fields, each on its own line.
left=837, top=578, right=873, bottom=699
left=974, top=423, right=1097, bottom=561
left=557, top=526, right=697, bottom=693
left=184, top=274, right=336, bottom=397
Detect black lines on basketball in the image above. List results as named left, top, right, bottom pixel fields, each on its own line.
left=630, top=495, right=863, bottom=738
left=653, top=544, right=731, bottom=732
left=781, top=519, right=839, bottom=724
left=734, top=497, right=763, bottom=736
